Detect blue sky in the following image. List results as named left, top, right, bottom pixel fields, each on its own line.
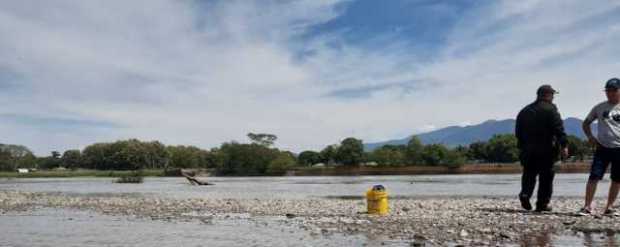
left=303, top=0, right=475, bottom=54
left=0, top=0, right=619, bottom=155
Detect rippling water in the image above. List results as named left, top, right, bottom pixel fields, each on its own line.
left=0, top=173, right=606, bottom=200
left=0, top=208, right=368, bottom=247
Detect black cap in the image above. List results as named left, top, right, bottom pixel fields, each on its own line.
left=605, top=78, right=620, bottom=90
left=537, top=84, right=558, bottom=96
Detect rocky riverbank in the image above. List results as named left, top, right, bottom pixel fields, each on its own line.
left=1, top=190, right=618, bottom=246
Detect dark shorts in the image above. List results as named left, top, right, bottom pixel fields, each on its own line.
left=589, top=147, right=620, bottom=182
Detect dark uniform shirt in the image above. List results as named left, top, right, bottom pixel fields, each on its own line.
left=515, top=100, right=568, bottom=159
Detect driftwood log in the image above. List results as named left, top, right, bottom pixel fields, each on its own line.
left=181, top=171, right=213, bottom=186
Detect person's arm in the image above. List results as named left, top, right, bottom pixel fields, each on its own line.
left=549, top=106, right=569, bottom=158
left=548, top=105, right=567, bottom=147
left=515, top=110, right=524, bottom=150
left=583, top=107, right=599, bottom=147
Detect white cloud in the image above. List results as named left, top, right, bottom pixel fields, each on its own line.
left=0, top=0, right=618, bottom=155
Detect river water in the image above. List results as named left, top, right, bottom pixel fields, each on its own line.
left=0, top=174, right=617, bottom=246
left=0, top=174, right=607, bottom=200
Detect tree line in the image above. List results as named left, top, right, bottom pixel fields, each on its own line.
left=0, top=133, right=295, bottom=176
left=298, top=134, right=593, bottom=168
left=0, top=133, right=593, bottom=175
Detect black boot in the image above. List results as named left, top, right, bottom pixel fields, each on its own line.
left=535, top=204, right=552, bottom=212
left=519, top=194, right=532, bottom=211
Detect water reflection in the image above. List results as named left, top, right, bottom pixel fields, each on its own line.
left=583, top=231, right=620, bottom=247
left=521, top=231, right=620, bottom=247
left=521, top=232, right=552, bottom=247
left=0, top=208, right=367, bottom=247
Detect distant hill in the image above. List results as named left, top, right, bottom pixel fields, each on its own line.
left=365, top=117, right=589, bottom=151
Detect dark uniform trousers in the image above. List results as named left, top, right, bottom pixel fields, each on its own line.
left=519, top=152, right=555, bottom=207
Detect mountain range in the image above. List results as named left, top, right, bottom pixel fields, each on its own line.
left=364, top=117, right=589, bottom=151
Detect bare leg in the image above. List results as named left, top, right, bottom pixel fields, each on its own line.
left=604, top=181, right=620, bottom=211
left=584, top=179, right=598, bottom=210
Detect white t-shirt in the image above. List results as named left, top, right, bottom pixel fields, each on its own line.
left=586, top=101, right=620, bottom=148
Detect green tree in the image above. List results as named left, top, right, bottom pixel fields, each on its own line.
left=82, top=143, right=113, bottom=170
left=335, top=137, right=364, bottom=166
left=406, top=136, right=424, bottom=165
left=82, top=139, right=151, bottom=170
left=205, top=148, right=223, bottom=169
left=485, top=134, right=519, bottom=163
left=467, top=141, right=488, bottom=162
left=443, top=149, right=467, bottom=169
left=370, top=145, right=406, bottom=166
left=454, top=145, right=469, bottom=157
left=61, top=150, right=83, bottom=169
left=16, top=153, right=37, bottom=169
left=566, top=135, right=591, bottom=162
left=320, top=145, right=338, bottom=165
left=109, top=139, right=148, bottom=170
left=143, top=141, right=169, bottom=169
left=0, top=144, right=35, bottom=171
left=0, top=148, right=13, bottom=171
left=266, top=152, right=296, bottom=175
left=247, top=133, right=277, bottom=147
left=215, top=142, right=279, bottom=175
left=167, top=145, right=209, bottom=168
left=38, top=151, right=62, bottom=169
left=298, top=151, right=322, bottom=166
left=421, top=144, right=450, bottom=166
left=0, top=144, right=33, bottom=158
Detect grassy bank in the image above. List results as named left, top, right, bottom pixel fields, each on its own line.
left=0, top=162, right=591, bottom=178
left=289, top=162, right=590, bottom=176
left=0, top=169, right=165, bottom=178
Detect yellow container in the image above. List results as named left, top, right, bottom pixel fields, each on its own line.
left=366, top=185, right=389, bottom=215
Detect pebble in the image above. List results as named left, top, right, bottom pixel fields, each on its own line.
left=460, top=229, right=469, bottom=238
left=2, top=191, right=620, bottom=245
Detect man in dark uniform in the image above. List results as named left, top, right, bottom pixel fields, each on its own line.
left=515, top=85, right=569, bottom=212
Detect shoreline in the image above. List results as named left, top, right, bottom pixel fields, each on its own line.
left=0, top=162, right=591, bottom=178
left=290, top=162, right=590, bottom=176
left=1, top=190, right=617, bottom=246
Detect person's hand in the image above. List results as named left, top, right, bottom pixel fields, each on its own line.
left=562, top=147, right=569, bottom=159
left=588, top=136, right=600, bottom=147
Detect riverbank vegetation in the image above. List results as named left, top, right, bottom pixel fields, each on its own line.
left=0, top=169, right=165, bottom=178
left=0, top=133, right=593, bottom=176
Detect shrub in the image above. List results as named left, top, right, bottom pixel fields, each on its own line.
left=115, top=170, right=144, bottom=184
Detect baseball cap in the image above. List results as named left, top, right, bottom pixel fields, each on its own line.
left=536, top=84, right=558, bottom=96
left=605, top=78, right=620, bottom=90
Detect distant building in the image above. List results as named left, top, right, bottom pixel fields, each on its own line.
left=17, top=168, right=29, bottom=173
left=362, top=162, right=378, bottom=167
left=312, top=163, right=326, bottom=167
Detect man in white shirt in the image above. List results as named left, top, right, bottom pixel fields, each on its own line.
left=579, top=78, right=620, bottom=216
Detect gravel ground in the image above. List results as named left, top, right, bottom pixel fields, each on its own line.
left=1, top=191, right=619, bottom=246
